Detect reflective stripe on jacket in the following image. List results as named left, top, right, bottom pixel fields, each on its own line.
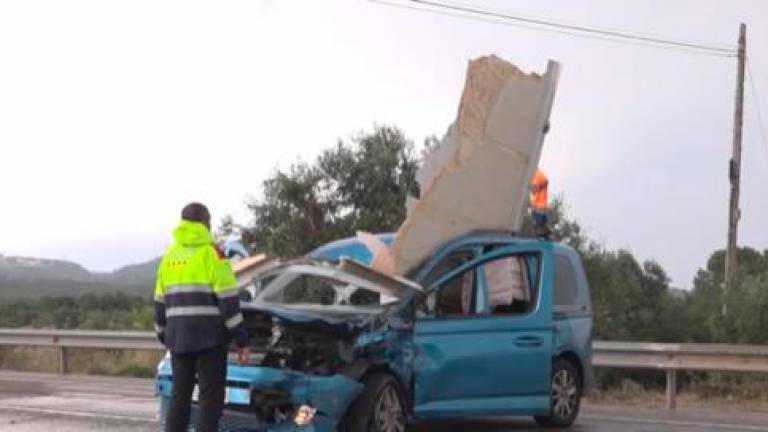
left=153, top=220, right=248, bottom=354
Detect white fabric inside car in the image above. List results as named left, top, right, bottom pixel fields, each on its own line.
left=485, top=256, right=530, bottom=308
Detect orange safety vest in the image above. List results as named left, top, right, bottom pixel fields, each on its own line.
left=531, top=169, right=548, bottom=210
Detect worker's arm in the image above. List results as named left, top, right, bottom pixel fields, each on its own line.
left=211, top=247, right=249, bottom=350
left=153, top=268, right=166, bottom=345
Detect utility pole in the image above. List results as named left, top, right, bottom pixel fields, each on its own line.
left=724, top=23, right=746, bottom=292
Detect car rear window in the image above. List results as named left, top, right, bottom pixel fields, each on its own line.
left=554, top=254, right=580, bottom=307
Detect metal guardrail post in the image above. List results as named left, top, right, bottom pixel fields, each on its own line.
left=665, top=369, right=676, bottom=410
left=58, top=346, right=68, bottom=375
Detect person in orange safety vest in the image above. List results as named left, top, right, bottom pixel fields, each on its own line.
left=530, top=168, right=549, bottom=230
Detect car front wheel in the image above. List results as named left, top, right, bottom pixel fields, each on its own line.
left=345, top=373, right=407, bottom=432
left=534, top=358, right=582, bottom=428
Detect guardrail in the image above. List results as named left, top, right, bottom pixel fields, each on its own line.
left=0, top=329, right=162, bottom=374
left=593, top=341, right=768, bottom=409
left=2, top=329, right=768, bottom=410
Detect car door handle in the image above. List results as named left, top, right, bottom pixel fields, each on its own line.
left=515, top=336, right=543, bottom=347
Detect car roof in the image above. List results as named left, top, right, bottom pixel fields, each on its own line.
left=308, top=233, right=396, bottom=265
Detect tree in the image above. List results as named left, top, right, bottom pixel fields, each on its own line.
left=0, top=293, right=154, bottom=330
left=686, top=247, right=768, bottom=343
left=318, top=126, right=420, bottom=233
left=244, top=164, right=331, bottom=257
left=523, top=199, right=679, bottom=342
left=243, top=125, right=420, bottom=257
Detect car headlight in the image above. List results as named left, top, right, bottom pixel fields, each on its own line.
left=293, top=404, right=316, bottom=426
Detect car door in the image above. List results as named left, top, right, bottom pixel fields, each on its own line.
left=413, top=244, right=553, bottom=418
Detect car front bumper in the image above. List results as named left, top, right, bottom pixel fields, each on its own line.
left=156, top=363, right=363, bottom=432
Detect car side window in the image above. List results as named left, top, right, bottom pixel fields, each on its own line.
left=425, top=267, right=478, bottom=318
left=554, top=254, right=581, bottom=308
left=421, top=252, right=540, bottom=318
left=421, top=249, right=475, bottom=290
left=485, top=254, right=539, bottom=315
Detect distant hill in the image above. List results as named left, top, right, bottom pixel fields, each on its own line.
left=110, top=258, right=161, bottom=284
left=0, top=254, right=159, bottom=298
left=0, top=276, right=150, bottom=299
left=0, top=255, right=92, bottom=281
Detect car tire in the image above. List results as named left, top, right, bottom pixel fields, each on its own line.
left=344, top=373, right=408, bottom=432
left=534, top=358, right=582, bottom=428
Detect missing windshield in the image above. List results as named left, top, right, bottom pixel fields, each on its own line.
left=255, top=266, right=402, bottom=311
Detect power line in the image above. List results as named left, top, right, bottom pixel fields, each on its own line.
left=746, top=59, right=768, bottom=162
left=369, top=0, right=736, bottom=58
left=411, top=0, right=735, bottom=54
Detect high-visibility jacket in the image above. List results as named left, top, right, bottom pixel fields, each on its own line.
left=531, top=168, right=549, bottom=211
left=153, top=220, right=248, bottom=354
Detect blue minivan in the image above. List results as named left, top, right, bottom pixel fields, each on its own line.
left=156, top=231, right=594, bottom=431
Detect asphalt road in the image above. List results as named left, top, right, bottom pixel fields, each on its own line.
left=1, top=371, right=768, bottom=431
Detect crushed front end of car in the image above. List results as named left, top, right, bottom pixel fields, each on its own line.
left=156, top=258, right=419, bottom=432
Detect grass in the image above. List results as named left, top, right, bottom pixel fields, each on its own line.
left=0, top=346, right=163, bottom=377
left=588, top=375, right=768, bottom=412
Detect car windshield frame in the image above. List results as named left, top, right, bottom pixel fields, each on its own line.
left=251, top=261, right=419, bottom=313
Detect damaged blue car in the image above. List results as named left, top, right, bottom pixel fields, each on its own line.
left=156, top=231, right=594, bottom=431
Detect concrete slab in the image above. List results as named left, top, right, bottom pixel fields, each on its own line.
left=386, top=55, right=560, bottom=275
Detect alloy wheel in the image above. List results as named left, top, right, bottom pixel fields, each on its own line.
left=372, top=384, right=405, bottom=432
left=551, top=367, right=578, bottom=420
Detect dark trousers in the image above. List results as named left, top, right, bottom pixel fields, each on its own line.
left=166, top=345, right=227, bottom=432
left=532, top=210, right=550, bottom=237
left=532, top=210, right=548, bottom=227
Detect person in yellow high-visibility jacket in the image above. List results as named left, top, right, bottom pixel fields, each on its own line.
left=530, top=168, right=549, bottom=231
left=154, top=202, right=249, bottom=432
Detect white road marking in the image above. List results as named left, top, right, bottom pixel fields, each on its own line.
left=583, top=413, right=768, bottom=431
left=0, top=404, right=156, bottom=424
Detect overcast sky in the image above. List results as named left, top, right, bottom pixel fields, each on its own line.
left=1, top=0, right=766, bottom=287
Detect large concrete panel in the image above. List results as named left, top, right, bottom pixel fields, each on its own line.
left=387, top=56, right=560, bottom=275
